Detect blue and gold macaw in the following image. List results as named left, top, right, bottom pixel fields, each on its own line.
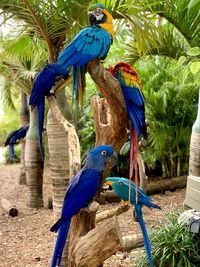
left=4, top=124, right=29, bottom=159
left=29, top=63, right=68, bottom=161
left=108, top=62, right=147, bottom=202
left=50, top=145, right=117, bottom=267
left=57, top=3, right=114, bottom=113
left=106, top=177, right=161, bottom=267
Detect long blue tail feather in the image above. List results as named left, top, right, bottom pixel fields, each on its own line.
left=51, top=219, right=71, bottom=267
left=37, top=98, right=45, bottom=161
left=135, top=205, right=154, bottom=267
left=9, top=144, right=16, bottom=159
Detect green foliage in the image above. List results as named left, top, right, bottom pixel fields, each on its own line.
left=137, top=57, right=198, bottom=177
left=135, top=212, right=200, bottom=267
left=0, top=102, right=20, bottom=146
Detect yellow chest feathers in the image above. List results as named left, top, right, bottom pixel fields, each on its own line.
left=100, top=9, right=115, bottom=37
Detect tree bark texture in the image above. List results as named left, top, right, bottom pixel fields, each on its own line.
left=87, top=59, right=129, bottom=153
left=25, top=108, right=44, bottom=208
left=47, top=92, right=80, bottom=221
left=69, top=216, right=123, bottom=267
left=19, top=90, right=30, bottom=185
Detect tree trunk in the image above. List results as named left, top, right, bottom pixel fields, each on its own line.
left=87, top=59, right=129, bottom=153
left=47, top=93, right=80, bottom=267
left=25, top=108, right=44, bottom=208
left=19, top=90, right=30, bottom=185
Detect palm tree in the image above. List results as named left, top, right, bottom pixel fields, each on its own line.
left=0, top=34, right=47, bottom=207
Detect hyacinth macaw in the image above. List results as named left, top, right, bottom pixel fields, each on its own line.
left=106, top=177, right=161, bottom=267
left=29, top=63, right=68, bottom=161
left=57, top=3, right=114, bottom=113
left=50, top=145, right=117, bottom=267
left=108, top=62, right=147, bottom=202
left=4, top=124, right=29, bottom=159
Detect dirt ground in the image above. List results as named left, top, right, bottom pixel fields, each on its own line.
left=0, top=163, right=186, bottom=267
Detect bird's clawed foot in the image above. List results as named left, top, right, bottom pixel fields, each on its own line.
left=120, top=199, right=131, bottom=207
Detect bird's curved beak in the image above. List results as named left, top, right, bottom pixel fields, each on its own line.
left=105, top=151, right=118, bottom=167
left=88, top=12, right=97, bottom=25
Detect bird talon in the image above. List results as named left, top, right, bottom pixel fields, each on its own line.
left=120, top=200, right=131, bottom=207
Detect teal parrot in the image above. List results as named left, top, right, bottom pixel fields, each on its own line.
left=108, top=62, right=147, bottom=202
left=50, top=145, right=117, bottom=267
left=57, top=3, right=114, bottom=114
left=106, top=177, right=161, bottom=267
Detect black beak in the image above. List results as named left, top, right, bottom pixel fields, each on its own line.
left=106, top=150, right=118, bottom=167
left=89, top=13, right=97, bottom=25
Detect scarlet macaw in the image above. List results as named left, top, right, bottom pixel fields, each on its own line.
left=57, top=3, right=114, bottom=113
left=106, top=177, right=161, bottom=267
left=50, top=145, right=117, bottom=267
left=29, top=63, right=68, bottom=160
left=108, top=62, right=147, bottom=202
left=4, top=124, right=29, bottom=159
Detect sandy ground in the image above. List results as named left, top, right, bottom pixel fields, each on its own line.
left=0, top=163, right=186, bottom=267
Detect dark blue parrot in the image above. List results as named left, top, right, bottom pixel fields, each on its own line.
left=50, top=145, right=117, bottom=267
left=108, top=62, right=147, bottom=202
left=4, top=124, right=29, bottom=159
left=29, top=63, right=68, bottom=161
left=106, top=177, right=161, bottom=267
left=57, top=3, right=114, bottom=114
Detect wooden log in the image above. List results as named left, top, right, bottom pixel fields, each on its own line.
left=71, top=217, right=123, bottom=267
left=96, top=204, right=130, bottom=223
left=0, top=197, right=18, bottom=217
left=121, top=234, right=144, bottom=252
left=146, top=175, right=187, bottom=195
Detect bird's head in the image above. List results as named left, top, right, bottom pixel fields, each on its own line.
left=88, top=4, right=114, bottom=36
left=112, top=62, right=141, bottom=88
left=106, top=177, right=127, bottom=188
left=86, top=145, right=117, bottom=172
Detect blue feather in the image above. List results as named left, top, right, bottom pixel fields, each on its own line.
left=37, top=98, right=45, bottom=161
left=9, top=144, right=16, bottom=159
left=135, top=205, right=153, bottom=267
left=29, top=63, right=68, bottom=160
left=50, top=145, right=117, bottom=267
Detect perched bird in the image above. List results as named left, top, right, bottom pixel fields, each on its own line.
left=29, top=63, right=68, bottom=161
left=106, top=177, right=161, bottom=267
left=57, top=3, right=114, bottom=113
left=108, top=62, right=146, bottom=202
left=4, top=124, right=29, bottom=159
left=50, top=145, right=117, bottom=267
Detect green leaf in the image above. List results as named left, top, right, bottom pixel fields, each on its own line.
left=190, top=61, right=200, bottom=74
left=178, top=56, right=186, bottom=65
left=188, top=0, right=200, bottom=10
left=187, top=47, right=200, bottom=56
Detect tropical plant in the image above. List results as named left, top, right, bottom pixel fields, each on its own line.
left=137, top=57, right=198, bottom=177
left=135, top=211, right=200, bottom=267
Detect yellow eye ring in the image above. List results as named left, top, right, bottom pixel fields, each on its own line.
left=101, top=150, right=106, bottom=155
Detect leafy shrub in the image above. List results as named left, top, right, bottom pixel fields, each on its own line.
left=135, top=212, right=200, bottom=267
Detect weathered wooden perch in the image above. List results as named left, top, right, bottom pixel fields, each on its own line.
left=96, top=204, right=130, bottom=223
left=70, top=216, right=123, bottom=267
left=0, top=197, right=18, bottom=217
left=87, top=59, right=129, bottom=153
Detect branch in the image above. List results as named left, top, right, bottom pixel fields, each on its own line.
left=87, top=59, right=129, bottom=152
left=96, top=204, right=130, bottom=223
left=71, top=217, right=123, bottom=267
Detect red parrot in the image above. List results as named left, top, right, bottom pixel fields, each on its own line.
left=108, top=62, right=147, bottom=202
